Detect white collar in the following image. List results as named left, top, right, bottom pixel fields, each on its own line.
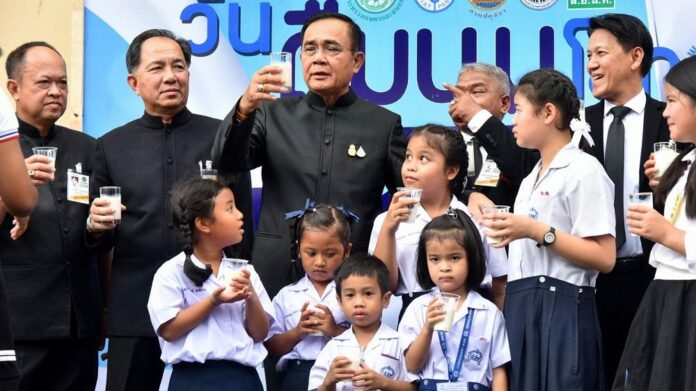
left=604, top=89, right=646, bottom=117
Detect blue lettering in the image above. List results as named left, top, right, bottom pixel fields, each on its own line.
left=180, top=3, right=220, bottom=56
left=228, top=2, right=272, bottom=55
left=352, top=29, right=409, bottom=105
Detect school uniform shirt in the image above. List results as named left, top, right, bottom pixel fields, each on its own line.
left=651, top=149, right=696, bottom=280
left=147, top=253, right=275, bottom=366
left=269, top=276, right=349, bottom=371
left=508, top=142, right=615, bottom=286
left=0, top=92, right=19, bottom=378
left=368, top=195, right=508, bottom=294
left=399, top=289, right=510, bottom=386
left=0, top=93, right=18, bottom=141
left=308, top=323, right=416, bottom=391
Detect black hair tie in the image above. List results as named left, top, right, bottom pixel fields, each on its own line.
left=184, top=255, right=212, bottom=286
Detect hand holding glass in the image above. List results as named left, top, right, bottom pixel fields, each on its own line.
left=397, top=187, right=422, bottom=223
left=628, top=192, right=653, bottom=237
left=481, top=205, right=510, bottom=244
left=99, top=186, right=121, bottom=224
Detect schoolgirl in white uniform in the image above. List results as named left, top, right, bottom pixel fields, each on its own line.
left=481, top=69, right=616, bottom=391
left=369, top=124, right=508, bottom=317
left=400, top=211, right=510, bottom=391
left=147, top=177, right=275, bottom=390
left=614, top=56, right=696, bottom=391
left=266, top=203, right=356, bottom=391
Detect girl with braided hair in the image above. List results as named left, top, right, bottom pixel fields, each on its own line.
left=369, top=124, right=508, bottom=320
left=147, top=176, right=274, bottom=390
left=266, top=202, right=355, bottom=391
left=481, top=69, right=616, bottom=391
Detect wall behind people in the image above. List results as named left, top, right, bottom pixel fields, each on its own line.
left=0, top=0, right=83, bottom=131
left=82, top=0, right=693, bottom=140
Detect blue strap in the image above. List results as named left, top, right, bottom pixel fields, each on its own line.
left=438, top=307, right=475, bottom=382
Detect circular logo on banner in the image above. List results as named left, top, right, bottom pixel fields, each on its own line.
left=416, top=0, right=454, bottom=12
left=356, top=0, right=397, bottom=13
left=520, top=0, right=557, bottom=10
left=469, top=0, right=506, bottom=10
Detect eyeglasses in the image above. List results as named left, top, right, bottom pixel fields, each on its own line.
left=301, top=44, right=347, bottom=57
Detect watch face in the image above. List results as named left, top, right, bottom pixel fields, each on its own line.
left=544, top=232, right=555, bottom=244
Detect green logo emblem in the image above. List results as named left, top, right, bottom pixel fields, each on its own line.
left=356, top=0, right=397, bottom=13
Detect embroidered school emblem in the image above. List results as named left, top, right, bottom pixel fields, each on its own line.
left=465, top=349, right=483, bottom=366
left=380, top=366, right=396, bottom=379
left=338, top=320, right=351, bottom=329
left=528, top=207, right=539, bottom=220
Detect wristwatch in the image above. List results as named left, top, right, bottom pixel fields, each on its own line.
left=537, top=226, right=556, bottom=247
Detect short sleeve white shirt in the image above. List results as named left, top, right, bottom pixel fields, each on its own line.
left=398, top=290, right=510, bottom=386
left=368, top=195, right=507, bottom=294
left=269, top=276, right=349, bottom=370
left=147, top=253, right=276, bottom=365
left=308, top=323, right=417, bottom=390
left=508, top=143, right=615, bottom=286
left=0, top=94, right=18, bottom=143
left=651, top=149, right=696, bottom=279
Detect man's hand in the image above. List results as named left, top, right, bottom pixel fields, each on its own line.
left=10, top=215, right=30, bottom=240
left=25, top=155, right=55, bottom=185
left=444, top=83, right=484, bottom=130
left=237, top=65, right=288, bottom=115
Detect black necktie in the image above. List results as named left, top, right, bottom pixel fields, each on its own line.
left=473, top=138, right=484, bottom=179
left=605, top=106, right=632, bottom=249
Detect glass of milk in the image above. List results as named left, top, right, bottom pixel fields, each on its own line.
left=270, top=51, right=293, bottom=91
left=99, top=186, right=121, bottom=224
left=653, top=141, right=679, bottom=178
left=433, top=292, right=460, bottom=332
left=481, top=205, right=510, bottom=244
left=396, top=187, right=423, bottom=223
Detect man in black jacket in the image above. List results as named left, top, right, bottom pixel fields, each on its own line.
left=212, top=12, right=405, bottom=298
left=87, top=30, right=254, bottom=391
left=448, top=14, right=671, bottom=386
left=1, top=41, right=100, bottom=391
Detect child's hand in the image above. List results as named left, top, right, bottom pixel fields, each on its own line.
left=310, top=303, right=343, bottom=338
left=292, top=302, right=319, bottom=337
left=322, top=356, right=357, bottom=386
left=627, top=204, right=673, bottom=243
left=383, top=190, right=419, bottom=234
left=210, top=285, right=249, bottom=305
left=425, top=297, right=446, bottom=331
left=352, top=362, right=388, bottom=390
left=644, top=153, right=660, bottom=191
left=230, top=269, right=255, bottom=300
left=481, top=212, right=538, bottom=248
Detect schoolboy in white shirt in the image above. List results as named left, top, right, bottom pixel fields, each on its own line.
left=308, top=254, right=417, bottom=391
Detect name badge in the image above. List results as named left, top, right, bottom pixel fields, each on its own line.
left=473, top=159, right=500, bottom=187
left=437, top=382, right=467, bottom=391
left=67, top=171, right=90, bottom=204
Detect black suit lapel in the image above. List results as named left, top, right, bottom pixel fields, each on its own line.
left=586, top=102, right=605, bottom=164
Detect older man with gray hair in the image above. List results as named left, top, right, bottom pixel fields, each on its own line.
left=445, top=62, right=536, bottom=210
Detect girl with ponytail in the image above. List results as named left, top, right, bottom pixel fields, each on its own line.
left=147, top=176, right=274, bottom=390
left=615, top=56, right=696, bottom=391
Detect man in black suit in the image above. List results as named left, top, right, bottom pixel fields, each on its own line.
left=212, top=12, right=405, bottom=298
left=447, top=13, right=671, bottom=386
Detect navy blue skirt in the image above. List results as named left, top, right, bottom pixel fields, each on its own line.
left=280, top=359, right=314, bottom=391
left=169, top=360, right=263, bottom=391
left=504, top=276, right=604, bottom=391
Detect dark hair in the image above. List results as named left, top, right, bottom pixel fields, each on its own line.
left=301, top=12, right=363, bottom=52
left=416, top=209, right=487, bottom=291
left=589, top=13, right=654, bottom=77
left=516, top=69, right=580, bottom=131
left=335, top=253, right=390, bottom=297
left=288, top=204, right=355, bottom=282
left=126, top=29, right=192, bottom=73
left=5, top=41, right=62, bottom=79
left=407, top=124, right=468, bottom=196
left=655, top=56, right=696, bottom=218
left=170, top=176, right=227, bottom=283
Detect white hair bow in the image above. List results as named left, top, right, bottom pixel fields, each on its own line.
left=570, top=118, right=594, bottom=147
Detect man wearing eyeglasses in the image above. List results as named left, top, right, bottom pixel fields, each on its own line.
left=212, top=12, right=405, bottom=300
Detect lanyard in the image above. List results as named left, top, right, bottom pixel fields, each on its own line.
left=438, top=307, right=475, bottom=382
